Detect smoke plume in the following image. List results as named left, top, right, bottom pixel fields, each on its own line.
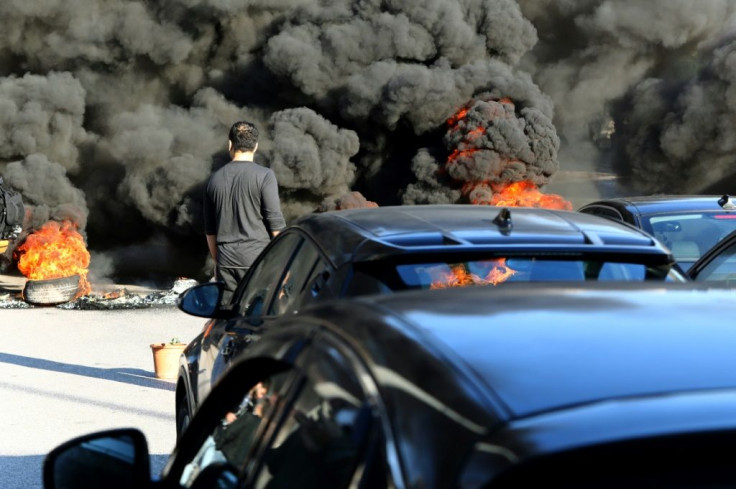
left=519, top=0, right=736, bottom=194
left=3, top=0, right=736, bottom=282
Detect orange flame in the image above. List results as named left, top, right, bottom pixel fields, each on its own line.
left=447, top=107, right=469, bottom=126
left=448, top=148, right=479, bottom=161
left=467, top=181, right=573, bottom=210
left=102, top=289, right=127, bottom=300
left=430, top=259, right=516, bottom=289
left=15, top=220, right=91, bottom=295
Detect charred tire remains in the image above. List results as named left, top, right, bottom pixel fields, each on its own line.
left=23, top=275, right=82, bottom=306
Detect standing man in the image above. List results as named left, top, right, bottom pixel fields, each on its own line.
left=204, top=121, right=286, bottom=303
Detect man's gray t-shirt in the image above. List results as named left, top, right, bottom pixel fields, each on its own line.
left=204, top=161, right=286, bottom=268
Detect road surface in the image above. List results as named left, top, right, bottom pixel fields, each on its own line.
left=0, top=273, right=205, bottom=489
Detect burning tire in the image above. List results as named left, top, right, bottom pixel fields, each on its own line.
left=23, top=275, right=83, bottom=306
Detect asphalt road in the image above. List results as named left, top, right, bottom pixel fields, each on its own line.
left=0, top=278, right=205, bottom=489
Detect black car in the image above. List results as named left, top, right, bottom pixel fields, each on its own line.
left=174, top=204, right=687, bottom=438
left=579, top=194, right=736, bottom=270
left=45, top=283, right=736, bottom=489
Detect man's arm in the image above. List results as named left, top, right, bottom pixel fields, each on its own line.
left=206, top=234, right=217, bottom=261
left=203, top=183, right=219, bottom=259
left=262, top=171, right=286, bottom=238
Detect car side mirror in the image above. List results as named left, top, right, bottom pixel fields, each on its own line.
left=178, top=282, right=234, bottom=319
left=43, top=429, right=150, bottom=489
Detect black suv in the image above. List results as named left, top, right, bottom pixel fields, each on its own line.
left=45, top=282, right=736, bottom=489
left=175, top=204, right=686, bottom=437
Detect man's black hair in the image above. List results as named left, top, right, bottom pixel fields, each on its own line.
left=229, top=121, right=259, bottom=152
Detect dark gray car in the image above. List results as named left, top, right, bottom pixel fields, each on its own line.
left=579, top=194, right=736, bottom=270
left=44, top=282, right=736, bottom=489
left=174, top=204, right=687, bottom=439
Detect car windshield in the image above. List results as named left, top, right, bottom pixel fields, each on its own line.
left=644, top=212, right=736, bottom=265
left=348, top=257, right=685, bottom=294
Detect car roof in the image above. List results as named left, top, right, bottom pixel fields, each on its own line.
left=316, top=283, right=736, bottom=421
left=291, top=204, right=669, bottom=266
left=580, top=194, right=736, bottom=216
left=232, top=283, right=736, bottom=481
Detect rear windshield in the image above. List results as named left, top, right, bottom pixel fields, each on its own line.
left=346, top=257, right=686, bottom=295
left=644, top=212, right=736, bottom=264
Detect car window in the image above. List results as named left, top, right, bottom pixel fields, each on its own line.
left=646, top=213, right=736, bottom=263
left=250, top=344, right=385, bottom=489
left=381, top=257, right=683, bottom=289
left=178, top=371, right=296, bottom=488
left=693, top=240, right=736, bottom=284
left=234, top=233, right=303, bottom=317
left=303, top=257, right=333, bottom=300
left=268, top=239, right=322, bottom=316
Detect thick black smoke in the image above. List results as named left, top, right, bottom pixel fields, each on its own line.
left=518, top=0, right=736, bottom=195
left=0, top=0, right=556, bottom=282
left=4, top=0, right=732, bottom=283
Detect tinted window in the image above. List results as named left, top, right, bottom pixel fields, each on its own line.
left=252, top=345, right=382, bottom=489
left=234, top=233, right=302, bottom=317
left=178, top=371, right=295, bottom=488
left=268, top=239, right=322, bottom=316
left=646, top=213, right=736, bottom=263
left=381, top=257, right=685, bottom=289
left=302, top=258, right=333, bottom=300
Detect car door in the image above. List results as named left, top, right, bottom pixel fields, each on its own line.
left=197, top=232, right=303, bottom=402
left=225, top=236, right=334, bottom=365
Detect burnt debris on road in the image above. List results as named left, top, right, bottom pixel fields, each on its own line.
left=0, top=276, right=199, bottom=310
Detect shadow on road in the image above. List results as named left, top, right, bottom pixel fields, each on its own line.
left=151, top=453, right=173, bottom=479
left=0, top=454, right=45, bottom=489
left=0, top=352, right=175, bottom=391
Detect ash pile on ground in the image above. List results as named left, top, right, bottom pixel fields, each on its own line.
left=0, top=278, right=200, bottom=310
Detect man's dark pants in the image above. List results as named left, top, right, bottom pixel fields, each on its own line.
left=216, top=266, right=249, bottom=304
